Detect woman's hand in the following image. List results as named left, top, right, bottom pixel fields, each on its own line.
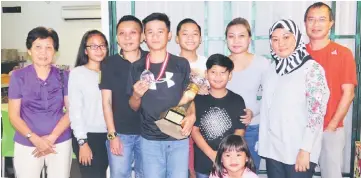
left=295, top=149, right=310, bottom=172
left=43, top=134, right=58, bottom=145
left=30, top=134, right=56, bottom=158
left=240, top=109, right=253, bottom=126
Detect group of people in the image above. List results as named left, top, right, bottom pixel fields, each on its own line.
left=7, top=2, right=357, bottom=178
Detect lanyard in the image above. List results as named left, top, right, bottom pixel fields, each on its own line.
left=145, top=52, right=169, bottom=81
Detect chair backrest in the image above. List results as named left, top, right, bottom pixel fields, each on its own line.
left=1, top=110, right=15, bottom=157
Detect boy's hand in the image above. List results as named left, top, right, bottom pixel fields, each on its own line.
left=197, top=84, right=209, bottom=95
left=240, top=109, right=253, bottom=126
left=209, top=150, right=217, bottom=163
left=133, top=81, right=149, bottom=99
left=181, top=114, right=196, bottom=136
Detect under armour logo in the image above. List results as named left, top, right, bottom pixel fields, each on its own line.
left=149, top=72, right=175, bottom=90
left=331, top=50, right=337, bottom=55
left=159, top=72, right=175, bottom=88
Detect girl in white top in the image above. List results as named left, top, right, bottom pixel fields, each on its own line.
left=258, top=19, right=329, bottom=178
left=225, top=17, right=270, bottom=172
left=210, top=135, right=258, bottom=178
left=68, top=30, right=109, bottom=178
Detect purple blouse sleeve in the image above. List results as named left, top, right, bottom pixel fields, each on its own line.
left=63, top=70, right=70, bottom=96
left=8, top=71, right=22, bottom=99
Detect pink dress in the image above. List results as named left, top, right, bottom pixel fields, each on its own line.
left=209, top=168, right=258, bottom=178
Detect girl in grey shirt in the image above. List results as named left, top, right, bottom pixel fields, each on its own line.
left=225, top=18, right=270, bottom=172
left=68, top=30, right=109, bottom=178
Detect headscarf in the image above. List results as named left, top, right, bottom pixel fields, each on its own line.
left=269, top=19, right=311, bottom=76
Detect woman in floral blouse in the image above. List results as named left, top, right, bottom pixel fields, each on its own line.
left=258, top=19, right=330, bottom=178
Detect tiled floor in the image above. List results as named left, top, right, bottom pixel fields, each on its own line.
left=70, top=159, right=81, bottom=178
left=2, top=159, right=324, bottom=178
left=3, top=158, right=82, bottom=178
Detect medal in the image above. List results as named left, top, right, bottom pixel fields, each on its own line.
left=140, top=70, right=155, bottom=84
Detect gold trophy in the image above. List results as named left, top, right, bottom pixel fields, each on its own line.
left=155, top=73, right=207, bottom=139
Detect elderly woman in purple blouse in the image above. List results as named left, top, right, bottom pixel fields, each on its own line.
left=8, top=27, right=72, bottom=178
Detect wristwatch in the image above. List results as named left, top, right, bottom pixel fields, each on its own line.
left=26, top=132, right=32, bottom=139
left=107, top=132, right=118, bottom=140
left=78, top=139, right=88, bottom=146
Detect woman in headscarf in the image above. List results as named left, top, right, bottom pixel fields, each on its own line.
left=258, top=19, right=330, bottom=178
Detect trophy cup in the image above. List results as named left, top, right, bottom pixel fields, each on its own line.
left=155, top=74, right=207, bottom=139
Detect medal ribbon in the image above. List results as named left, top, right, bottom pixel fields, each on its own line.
left=146, top=52, right=169, bottom=81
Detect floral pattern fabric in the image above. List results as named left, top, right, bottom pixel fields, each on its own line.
left=305, top=61, right=329, bottom=131
left=302, top=61, right=330, bottom=152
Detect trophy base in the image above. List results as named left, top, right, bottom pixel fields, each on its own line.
left=155, top=119, right=187, bottom=140
left=156, top=107, right=188, bottom=140
left=162, top=109, right=185, bottom=126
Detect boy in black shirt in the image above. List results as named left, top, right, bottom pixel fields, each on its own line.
left=129, top=13, right=194, bottom=178
left=191, top=54, right=246, bottom=177
left=99, top=15, right=146, bottom=178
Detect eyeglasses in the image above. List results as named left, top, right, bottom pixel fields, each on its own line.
left=306, top=18, right=329, bottom=24
left=86, top=44, right=107, bottom=50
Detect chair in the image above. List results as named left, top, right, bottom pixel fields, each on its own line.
left=1, top=110, right=15, bottom=177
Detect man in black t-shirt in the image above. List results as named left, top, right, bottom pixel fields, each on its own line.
left=191, top=54, right=246, bottom=177
left=99, top=15, right=146, bottom=178
left=128, top=13, right=194, bottom=178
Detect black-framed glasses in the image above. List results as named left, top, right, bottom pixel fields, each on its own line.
left=86, top=44, right=107, bottom=50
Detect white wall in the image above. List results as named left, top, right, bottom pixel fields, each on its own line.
left=100, top=1, right=109, bottom=43
left=1, top=1, right=102, bottom=67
